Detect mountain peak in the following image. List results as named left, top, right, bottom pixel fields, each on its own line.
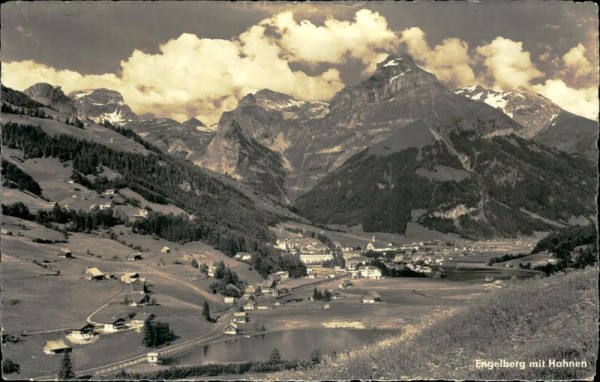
left=68, top=88, right=138, bottom=124
left=183, top=117, right=216, bottom=132
left=24, top=82, right=75, bottom=114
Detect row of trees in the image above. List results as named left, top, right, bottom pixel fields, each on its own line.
left=1, top=159, right=43, bottom=196
left=1, top=202, right=123, bottom=233
left=114, top=347, right=322, bottom=379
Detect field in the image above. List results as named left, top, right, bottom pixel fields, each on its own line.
left=272, top=268, right=599, bottom=380
left=0, top=215, right=261, bottom=380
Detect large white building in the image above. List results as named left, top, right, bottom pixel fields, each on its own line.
left=300, top=253, right=333, bottom=265
left=358, top=265, right=382, bottom=279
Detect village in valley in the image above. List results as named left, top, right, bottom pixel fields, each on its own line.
left=1, top=199, right=551, bottom=378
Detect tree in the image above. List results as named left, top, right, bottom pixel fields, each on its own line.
left=312, top=287, right=319, bottom=300
left=191, top=259, right=199, bottom=268
left=58, top=351, right=75, bottom=380
left=202, top=301, right=212, bottom=322
left=323, top=289, right=332, bottom=301
left=2, top=358, right=20, bottom=374
left=143, top=318, right=178, bottom=348
left=270, top=348, right=281, bottom=362
left=199, top=263, right=208, bottom=274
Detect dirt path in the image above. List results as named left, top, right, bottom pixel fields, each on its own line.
left=86, top=284, right=127, bottom=325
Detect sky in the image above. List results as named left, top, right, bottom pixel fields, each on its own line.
left=2, top=1, right=598, bottom=124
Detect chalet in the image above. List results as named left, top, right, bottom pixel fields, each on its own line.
left=358, top=265, right=382, bottom=279
left=99, top=203, right=112, bottom=210
left=147, top=352, right=160, bottom=364
left=121, top=272, right=141, bottom=283
left=233, top=311, right=248, bottom=323
left=130, top=278, right=148, bottom=293
left=136, top=209, right=149, bottom=218
left=361, top=291, right=382, bottom=304
left=259, top=280, right=276, bottom=294
left=339, top=280, right=353, bottom=289
left=70, top=324, right=96, bottom=340
left=58, top=248, right=73, bottom=258
left=104, top=189, right=116, bottom=195
left=83, top=268, right=105, bottom=281
left=160, top=246, right=170, bottom=254
left=244, top=301, right=256, bottom=310
left=207, top=266, right=217, bottom=278
left=104, top=318, right=126, bottom=332
left=366, top=241, right=375, bottom=251
left=127, top=252, right=143, bottom=261
left=234, top=252, right=253, bottom=261
left=126, top=293, right=152, bottom=307
left=246, top=285, right=257, bottom=294
left=224, top=322, right=238, bottom=335
left=43, top=339, right=72, bottom=354
left=131, top=312, right=156, bottom=327
left=224, top=297, right=235, bottom=304
left=242, top=292, right=256, bottom=300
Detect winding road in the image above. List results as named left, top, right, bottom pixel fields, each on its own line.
left=32, top=309, right=233, bottom=380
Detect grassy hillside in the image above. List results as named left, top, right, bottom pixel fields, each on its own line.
left=273, top=268, right=598, bottom=380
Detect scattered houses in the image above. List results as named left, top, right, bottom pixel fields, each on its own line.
left=130, top=278, right=148, bottom=293
left=224, top=296, right=235, bottom=304
left=131, top=312, right=156, bottom=328
left=127, top=252, right=143, bottom=261
left=207, top=265, right=217, bottom=278
left=82, top=267, right=105, bottom=281
left=234, top=252, right=253, bottom=261
left=147, top=352, right=160, bottom=364
left=224, top=322, right=238, bottom=335
left=70, top=324, right=96, bottom=341
left=160, top=246, right=171, bottom=254
left=121, top=272, right=146, bottom=284
left=232, top=311, right=248, bottom=323
left=135, top=209, right=149, bottom=218
left=256, top=303, right=271, bottom=310
left=58, top=248, right=73, bottom=258
left=259, top=280, right=276, bottom=294
left=104, top=317, right=127, bottom=332
left=361, top=291, right=382, bottom=304
left=43, top=339, right=72, bottom=355
left=126, top=293, right=153, bottom=307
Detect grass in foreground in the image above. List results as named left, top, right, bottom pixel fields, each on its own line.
left=271, top=267, right=598, bottom=380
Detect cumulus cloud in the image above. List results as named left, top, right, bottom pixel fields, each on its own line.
left=2, top=10, right=402, bottom=125
left=261, top=10, right=398, bottom=67
left=476, top=37, right=543, bottom=91
left=399, top=27, right=476, bottom=88
left=3, top=27, right=346, bottom=125
left=533, top=79, right=598, bottom=120
left=562, top=43, right=595, bottom=78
